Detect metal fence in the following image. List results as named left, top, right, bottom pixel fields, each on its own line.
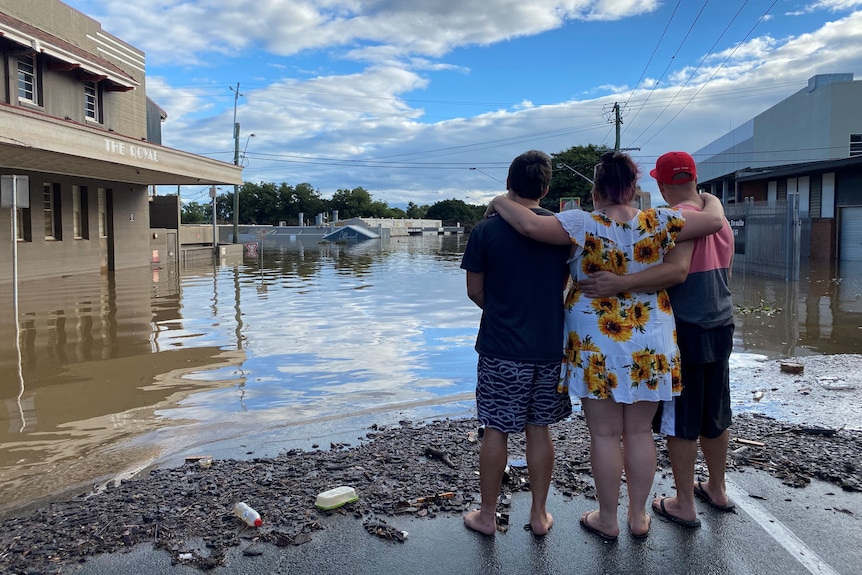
left=724, top=195, right=801, bottom=280
left=180, top=246, right=215, bottom=268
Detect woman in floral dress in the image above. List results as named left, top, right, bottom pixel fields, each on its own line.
left=487, top=152, right=725, bottom=541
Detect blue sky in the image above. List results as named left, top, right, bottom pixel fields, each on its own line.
left=63, top=0, right=862, bottom=208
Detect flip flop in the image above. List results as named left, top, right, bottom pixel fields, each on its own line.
left=579, top=511, right=618, bottom=543
left=694, top=481, right=737, bottom=512
left=522, top=523, right=551, bottom=537
left=652, top=497, right=701, bottom=528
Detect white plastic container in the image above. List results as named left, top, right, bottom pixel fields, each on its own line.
left=315, top=486, right=359, bottom=510
left=233, top=501, right=262, bottom=526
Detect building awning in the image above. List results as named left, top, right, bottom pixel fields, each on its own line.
left=0, top=103, right=241, bottom=186
left=734, top=156, right=862, bottom=183
left=0, top=12, right=138, bottom=91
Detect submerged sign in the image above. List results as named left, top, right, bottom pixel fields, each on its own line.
left=729, top=216, right=746, bottom=255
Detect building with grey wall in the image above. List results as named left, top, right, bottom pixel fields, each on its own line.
left=695, top=73, right=862, bottom=202
left=692, top=74, right=862, bottom=264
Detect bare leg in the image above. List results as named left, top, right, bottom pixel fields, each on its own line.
left=525, top=423, right=554, bottom=535
left=582, top=398, right=623, bottom=538
left=464, top=427, right=508, bottom=535
left=621, top=401, right=659, bottom=535
left=698, top=429, right=731, bottom=506
left=652, top=435, right=699, bottom=523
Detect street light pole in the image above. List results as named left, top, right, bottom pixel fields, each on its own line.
left=556, top=162, right=594, bottom=185
left=230, top=83, right=244, bottom=243
left=241, top=133, right=255, bottom=166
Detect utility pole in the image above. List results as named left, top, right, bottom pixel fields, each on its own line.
left=608, top=102, right=640, bottom=154
left=230, top=83, right=243, bottom=243
left=210, top=185, right=218, bottom=255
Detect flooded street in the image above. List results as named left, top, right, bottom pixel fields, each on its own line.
left=1, top=235, right=860, bottom=515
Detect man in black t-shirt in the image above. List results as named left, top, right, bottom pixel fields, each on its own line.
left=460, top=150, right=571, bottom=536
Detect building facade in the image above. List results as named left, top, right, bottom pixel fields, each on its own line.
left=0, top=0, right=241, bottom=283
left=694, top=74, right=862, bottom=265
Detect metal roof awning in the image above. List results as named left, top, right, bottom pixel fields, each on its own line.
left=0, top=104, right=241, bottom=186
left=0, top=12, right=139, bottom=91
left=734, top=156, right=862, bottom=183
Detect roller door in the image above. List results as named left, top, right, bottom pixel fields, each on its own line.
left=840, top=206, right=862, bottom=261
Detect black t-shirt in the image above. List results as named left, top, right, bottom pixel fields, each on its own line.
left=460, top=209, right=570, bottom=362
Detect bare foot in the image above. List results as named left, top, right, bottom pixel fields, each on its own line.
left=528, top=510, right=553, bottom=536
left=464, top=509, right=496, bottom=536
left=628, top=511, right=651, bottom=538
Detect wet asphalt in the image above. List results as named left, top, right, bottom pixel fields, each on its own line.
left=68, top=467, right=860, bottom=575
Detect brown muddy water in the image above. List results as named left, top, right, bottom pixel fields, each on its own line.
left=0, top=235, right=860, bottom=515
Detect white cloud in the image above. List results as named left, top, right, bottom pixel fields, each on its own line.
left=69, top=2, right=862, bottom=206
left=83, top=1, right=661, bottom=65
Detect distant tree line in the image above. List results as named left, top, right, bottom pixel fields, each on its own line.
left=181, top=144, right=609, bottom=228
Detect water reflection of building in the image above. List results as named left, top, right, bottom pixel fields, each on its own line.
left=732, top=259, right=862, bottom=357
left=0, top=0, right=241, bottom=283
left=0, top=265, right=246, bottom=512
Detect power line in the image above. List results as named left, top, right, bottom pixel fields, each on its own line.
left=626, top=0, right=726, bottom=145
left=637, top=0, right=779, bottom=148
left=603, top=0, right=686, bottom=147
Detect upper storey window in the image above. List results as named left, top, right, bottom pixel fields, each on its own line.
left=17, top=53, right=39, bottom=104
left=84, top=81, right=101, bottom=121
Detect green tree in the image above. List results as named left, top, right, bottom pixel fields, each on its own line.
left=239, top=181, right=280, bottom=224
left=181, top=201, right=209, bottom=224
left=329, top=187, right=374, bottom=219
left=406, top=202, right=428, bottom=219
left=425, top=198, right=483, bottom=226
left=289, top=182, right=326, bottom=225
left=546, top=144, right=610, bottom=212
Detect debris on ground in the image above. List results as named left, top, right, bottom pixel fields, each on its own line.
left=0, top=413, right=860, bottom=574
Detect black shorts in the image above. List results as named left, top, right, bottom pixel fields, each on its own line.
left=654, top=360, right=732, bottom=440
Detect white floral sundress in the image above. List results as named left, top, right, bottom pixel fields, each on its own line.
left=555, top=207, right=685, bottom=403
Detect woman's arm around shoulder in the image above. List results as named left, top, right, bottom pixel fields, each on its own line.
left=488, top=195, right=572, bottom=245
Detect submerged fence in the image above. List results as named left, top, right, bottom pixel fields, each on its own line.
left=724, top=195, right=801, bottom=281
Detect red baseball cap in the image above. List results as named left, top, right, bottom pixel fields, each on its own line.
left=650, top=151, right=697, bottom=185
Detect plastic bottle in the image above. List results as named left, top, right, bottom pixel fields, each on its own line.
left=233, top=502, right=262, bottom=527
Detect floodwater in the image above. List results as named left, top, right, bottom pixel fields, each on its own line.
left=0, top=235, right=860, bottom=514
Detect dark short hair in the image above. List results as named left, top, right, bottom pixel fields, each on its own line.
left=508, top=150, right=552, bottom=200
left=594, top=151, right=639, bottom=205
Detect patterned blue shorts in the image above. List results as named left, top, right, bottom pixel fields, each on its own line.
left=476, top=355, right=573, bottom=434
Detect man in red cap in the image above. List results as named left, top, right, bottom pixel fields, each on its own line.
left=580, top=151, right=735, bottom=527
left=647, top=151, right=736, bottom=527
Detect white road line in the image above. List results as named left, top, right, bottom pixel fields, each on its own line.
left=725, top=481, right=842, bottom=575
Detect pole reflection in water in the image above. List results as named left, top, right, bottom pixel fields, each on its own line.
left=13, top=293, right=25, bottom=434
left=0, top=234, right=860, bottom=516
